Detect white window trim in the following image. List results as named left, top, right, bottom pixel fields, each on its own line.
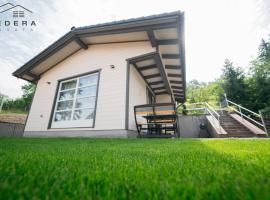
left=50, top=71, right=100, bottom=129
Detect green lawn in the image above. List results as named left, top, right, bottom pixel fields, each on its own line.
left=0, top=138, right=269, bottom=200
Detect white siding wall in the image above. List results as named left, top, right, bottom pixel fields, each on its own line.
left=156, top=94, right=172, bottom=103
left=128, top=74, right=174, bottom=130
left=25, top=42, right=154, bottom=132
left=128, top=65, right=148, bottom=131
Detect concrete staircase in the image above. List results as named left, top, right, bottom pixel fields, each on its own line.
left=219, top=111, right=257, bottom=137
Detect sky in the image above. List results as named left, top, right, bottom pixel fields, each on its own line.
left=0, top=0, right=269, bottom=98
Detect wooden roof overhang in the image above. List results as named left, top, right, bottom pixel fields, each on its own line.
left=13, top=11, right=186, bottom=102
left=127, top=52, right=172, bottom=96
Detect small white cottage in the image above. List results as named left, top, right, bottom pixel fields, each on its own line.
left=13, top=11, right=186, bottom=137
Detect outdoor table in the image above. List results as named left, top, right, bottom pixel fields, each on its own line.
left=142, top=114, right=176, bottom=134
left=142, top=114, right=176, bottom=122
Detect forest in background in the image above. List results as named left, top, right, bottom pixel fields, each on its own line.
left=1, top=35, right=270, bottom=114
left=187, top=36, right=270, bottom=113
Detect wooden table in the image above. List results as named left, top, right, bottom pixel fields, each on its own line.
left=142, top=114, right=176, bottom=134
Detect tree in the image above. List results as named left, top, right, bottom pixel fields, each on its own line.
left=21, top=83, right=36, bottom=110
left=186, top=79, right=224, bottom=105
left=2, top=83, right=36, bottom=112
left=221, top=59, right=249, bottom=106
left=258, top=38, right=270, bottom=60
left=247, top=38, right=270, bottom=111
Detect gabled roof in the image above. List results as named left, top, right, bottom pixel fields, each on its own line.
left=13, top=11, right=186, bottom=102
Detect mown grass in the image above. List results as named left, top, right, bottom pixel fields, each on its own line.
left=0, top=110, right=27, bottom=115
left=0, top=138, right=269, bottom=200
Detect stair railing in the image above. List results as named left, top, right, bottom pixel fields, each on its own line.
left=224, top=93, right=268, bottom=134
left=204, top=102, right=221, bottom=128
left=185, top=102, right=220, bottom=127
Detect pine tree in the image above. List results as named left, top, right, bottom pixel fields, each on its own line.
left=221, top=59, right=248, bottom=106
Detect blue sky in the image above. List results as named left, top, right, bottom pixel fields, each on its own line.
left=0, top=0, right=270, bottom=98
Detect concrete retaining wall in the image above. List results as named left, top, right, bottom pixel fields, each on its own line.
left=0, top=122, right=24, bottom=137
left=24, top=130, right=138, bottom=138
left=178, top=115, right=209, bottom=138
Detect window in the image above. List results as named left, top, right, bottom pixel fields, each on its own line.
left=50, top=72, right=99, bottom=128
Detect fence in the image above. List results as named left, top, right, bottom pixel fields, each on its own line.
left=0, top=122, right=24, bottom=137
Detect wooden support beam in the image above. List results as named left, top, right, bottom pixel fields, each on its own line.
left=172, top=85, right=183, bottom=89
left=173, top=89, right=183, bottom=93
left=165, top=65, right=181, bottom=70
left=174, top=94, right=183, bottom=97
left=168, top=73, right=181, bottom=78
left=139, top=64, right=156, bottom=71
left=149, top=81, right=163, bottom=85
left=147, top=30, right=157, bottom=47
left=74, top=37, right=88, bottom=49
left=176, top=13, right=186, bottom=101
left=129, top=56, right=154, bottom=64
left=144, top=73, right=160, bottom=79
left=154, top=54, right=172, bottom=95
left=157, top=39, right=178, bottom=45
left=170, top=80, right=183, bottom=84
left=174, top=95, right=184, bottom=98
left=155, top=91, right=168, bottom=95
left=153, top=86, right=166, bottom=91
left=162, top=54, right=180, bottom=59
left=174, top=95, right=184, bottom=99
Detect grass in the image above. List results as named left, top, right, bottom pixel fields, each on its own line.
left=0, top=110, right=27, bottom=115
left=0, top=138, right=269, bottom=200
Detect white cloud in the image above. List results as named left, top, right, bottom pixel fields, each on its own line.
left=0, top=0, right=269, bottom=98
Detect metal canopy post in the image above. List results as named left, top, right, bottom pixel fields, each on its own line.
left=259, top=110, right=268, bottom=135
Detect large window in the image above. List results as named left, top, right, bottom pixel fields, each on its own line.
left=50, top=72, right=100, bottom=128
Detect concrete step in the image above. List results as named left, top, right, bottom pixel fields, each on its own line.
left=227, top=135, right=256, bottom=138
left=226, top=131, right=254, bottom=134
left=222, top=126, right=250, bottom=131
left=227, top=132, right=254, bottom=135
left=221, top=122, right=244, bottom=125
left=220, top=119, right=238, bottom=122
left=226, top=130, right=255, bottom=134
left=225, top=130, right=253, bottom=133
left=220, top=123, right=248, bottom=127
left=219, top=111, right=257, bottom=137
left=221, top=124, right=246, bottom=126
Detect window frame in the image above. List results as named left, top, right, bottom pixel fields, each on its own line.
left=48, top=69, right=101, bottom=129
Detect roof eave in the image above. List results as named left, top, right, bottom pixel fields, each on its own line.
left=12, top=11, right=185, bottom=89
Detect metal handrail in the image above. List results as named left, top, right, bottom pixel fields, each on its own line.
left=186, top=102, right=220, bottom=127
left=226, top=99, right=261, bottom=117
left=205, top=102, right=220, bottom=119
left=224, top=93, right=268, bottom=134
